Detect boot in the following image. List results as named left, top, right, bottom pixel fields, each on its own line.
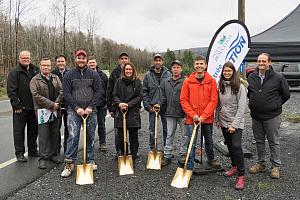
left=235, top=176, right=245, bottom=190
left=225, top=166, right=238, bottom=177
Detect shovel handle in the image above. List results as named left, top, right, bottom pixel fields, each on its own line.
left=184, top=122, right=201, bottom=169
left=153, top=104, right=160, bottom=151
left=81, top=114, right=89, bottom=165
left=153, top=104, right=160, bottom=114
left=121, top=108, right=128, bottom=156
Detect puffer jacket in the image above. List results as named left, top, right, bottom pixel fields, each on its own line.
left=30, top=73, right=63, bottom=112
left=161, top=75, right=186, bottom=118
left=180, top=72, right=218, bottom=124
left=142, top=66, right=171, bottom=111
left=215, top=82, right=247, bottom=129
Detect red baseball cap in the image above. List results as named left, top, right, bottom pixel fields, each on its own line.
left=75, top=50, right=87, bottom=57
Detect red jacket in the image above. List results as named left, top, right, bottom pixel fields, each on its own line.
left=180, top=72, right=218, bottom=124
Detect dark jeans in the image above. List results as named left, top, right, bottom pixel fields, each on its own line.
left=57, top=108, right=69, bottom=152
left=148, top=110, right=167, bottom=150
left=97, top=106, right=107, bottom=145
left=186, top=123, right=215, bottom=170
left=13, top=109, right=38, bottom=156
left=114, top=115, right=120, bottom=153
left=222, top=127, right=245, bottom=176
left=118, top=128, right=139, bottom=156
left=38, top=119, right=60, bottom=160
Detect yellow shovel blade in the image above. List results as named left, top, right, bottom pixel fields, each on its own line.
left=118, top=155, right=134, bottom=176
left=171, top=167, right=193, bottom=188
left=146, top=151, right=162, bottom=170
left=76, top=164, right=94, bottom=185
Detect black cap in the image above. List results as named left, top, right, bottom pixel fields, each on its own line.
left=171, top=60, right=182, bottom=67
left=119, top=52, right=129, bottom=58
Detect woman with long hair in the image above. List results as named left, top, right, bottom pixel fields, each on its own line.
left=113, top=62, right=142, bottom=161
left=216, top=61, right=247, bottom=190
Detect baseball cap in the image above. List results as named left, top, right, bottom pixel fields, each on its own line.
left=171, top=60, right=182, bottom=67
left=119, top=52, right=129, bottom=58
left=153, top=53, right=163, bottom=59
left=75, top=50, right=87, bottom=57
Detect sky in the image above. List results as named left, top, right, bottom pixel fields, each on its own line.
left=11, top=0, right=300, bottom=52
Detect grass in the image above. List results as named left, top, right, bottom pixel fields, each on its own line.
left=224, top=195, right=233, bottom=200
left=283, top=112, right=300, bottom=123
left=256, top=181, right=275, bottom=190
left=0, top=87, right=7, bottom=98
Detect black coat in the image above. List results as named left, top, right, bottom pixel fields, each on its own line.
left=113, top=78, right=142, bottom=128
left=248, top=66, right=290, bottom=121
left=96, top=67, right=108, bottom=107
left=7, top=63, right=39, bottom=110
left=107, top=65, right=122, bottom=112
left=52, top=67, right=69, bottom=108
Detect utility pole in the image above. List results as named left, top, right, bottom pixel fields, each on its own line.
left=238, top=0, right=245, bottom=23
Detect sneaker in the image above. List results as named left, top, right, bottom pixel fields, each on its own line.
left=249, top=163, right=266, bottom=174
left=61, top=161, right=75, bottom=177
left=50, top=157, right=62, bottom=164
left=178, top=154, right=187, bottom=165
left=162, top=157, right=171, bottom=166
left=38, top=159, right=47, bottom=169
left=99, top=143, right=108, bottom=151
left=207, top=159, right=221, bottom=169
left=235, top=176, right=245, bottom=190
left=270, top=167, right=280, bottom=179
left=225, top=166, right=238, bottom=177
left=89, top=161, right=98, bottom=171
left=16, top=154, right=27, bottom=163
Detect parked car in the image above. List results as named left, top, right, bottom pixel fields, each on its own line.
left=246, top=62, right=300, bottom=87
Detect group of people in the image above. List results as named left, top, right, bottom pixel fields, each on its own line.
left=7, top=50, right=290, bottom=190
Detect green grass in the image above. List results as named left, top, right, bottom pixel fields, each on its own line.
left=256, top=181, right=275, bottom=190
left=283, top=112, right=300, bottom=123
left=0, top=87, right=7, bottom=98
left=224, top=195, right=233, bottom=200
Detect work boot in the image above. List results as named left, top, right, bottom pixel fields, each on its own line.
left=207, top=159, right=221, bottom=169
left=38, top=159, right=47, bottom=169
left=249, top=163, right=266, bottom=174
left=162, top=157, right=171, bottom=166
left=225, top=166, right=238, bottom=177
left=89, top=161, right=98, bottom=171
left=99, top=143, right=108, bottom=151
left=61, top=161, right=75, bottom=177
left=270, top=167, right=280, bottom=179
left=50, top=156, right=62, bottom=164
left=235, top=176, right=245, bottom=190
left=178, top=154, right=186, bottom=165
left=16, top=154, right=27, bottom=163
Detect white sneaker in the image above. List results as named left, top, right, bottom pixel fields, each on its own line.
left=61, top=162, right=75, bottom=177
left=89, top=161, right=97, bottom=171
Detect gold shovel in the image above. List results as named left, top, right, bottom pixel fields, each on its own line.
left=118, top=108, right=134, bottom=176
left=146, top=104, right=163, bottom=170
left=171, top=122, right=201, bottom=188
left=76, top=114, right=94, bottom=185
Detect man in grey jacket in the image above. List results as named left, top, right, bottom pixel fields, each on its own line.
left=143, top=54, right=171, bottom=150
left=161, top=60, right=187, bottom=166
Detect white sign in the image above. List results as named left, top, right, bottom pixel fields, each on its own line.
left=37, top=108, right=57, bottom=124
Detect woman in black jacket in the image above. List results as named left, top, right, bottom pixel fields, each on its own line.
left=113, top=62, right=142, bottom=160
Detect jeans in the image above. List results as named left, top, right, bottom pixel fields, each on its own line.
left=149, top=110, right=167, bottom=150
left=57, top=108, right=69, bottom=152
left=114, top=115, right=120, bottom=153
left=118, top=128, right=139, bottom=156
left=222, top=127, right=245, bottom=176
left=64, top=109, right=97, bottom=163
left=13, top=109, right=38, bottom=156
left=97, top=106, right=107, bottom=145
left=164, top=117, right=187, bottom=159
left=186, top=123, right=215, bottom=170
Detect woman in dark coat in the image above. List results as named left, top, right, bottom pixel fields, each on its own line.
left=113, top=62, right=142, bottom=160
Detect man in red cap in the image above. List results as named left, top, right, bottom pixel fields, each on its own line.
left=61, top=50, right=103, bottom=177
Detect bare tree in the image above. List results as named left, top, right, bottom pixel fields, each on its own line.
left=86, top=10, right=98, bottom=52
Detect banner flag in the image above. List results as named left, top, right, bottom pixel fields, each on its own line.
left=206, top=20, right=251, bottom=84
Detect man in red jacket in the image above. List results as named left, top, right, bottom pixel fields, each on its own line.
left=180, top=55, right=220, bottom=170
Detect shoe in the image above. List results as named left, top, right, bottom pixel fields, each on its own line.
left=38, top=159, right=47, bottom=169
left=16, top=155, right=27, bottom=162
left=50, top=157, right=61, bottom=164
left=89, top=161, right=97, bottom=171
left=225, top=166, right=238, bottom=177
left=99, top=143, right=108, bottom=151
left=178, top=154, right=186, bottom=165
left=207, top=159, right=221, bottom=169
left=270, top=167, right=280, bottom=179
left=162, top=157, right=171, bottom=166
left=28, top=151, right=40, bottom=157
left=61, top=161, right=75, bottom=177
left=249, top=163, right=266, bottom=174
left=235, top=176, right=245, bottom=190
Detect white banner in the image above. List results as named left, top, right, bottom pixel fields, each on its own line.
left=207, top=20, right=250, bottom=84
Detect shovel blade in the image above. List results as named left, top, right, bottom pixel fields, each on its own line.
left=76, top=164, right=94, bottom=185
left=146, top=151, right=162, bottom=170
left=118, top=155, right=134, bottom=176
left=171, top=167, right=193, bottom=188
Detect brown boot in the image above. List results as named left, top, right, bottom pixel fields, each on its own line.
left=270, top=167, right=280, bottom=179
left=249, top=163, right=266, bottom=174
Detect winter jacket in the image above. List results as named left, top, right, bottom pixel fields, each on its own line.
left=180, top=72, right=218, bottom=124
left=161, top=75, right=186, bottom=118
left=7, top=63, right=39, bottom=110
left=107, top=65, right=122, bottom=112
left=142, top=66, right=171, bottom=111
left=52, top=67, right=69, bottom=108
left=247, top=66, right=290, bottom=121
left=113, top=78, right=142, bottom=128
left=95, top=66, right=108, bottom=107
left=215, top=81, right=247, bottom=129
left=30, top=73, right=63, bottom=114
left=62, top=66, right=102, bottom=111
